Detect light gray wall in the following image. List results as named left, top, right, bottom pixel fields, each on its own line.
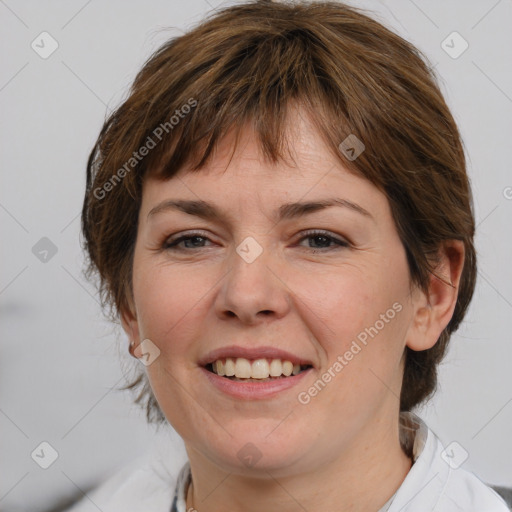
left=1, top=1, right=511, bottom=510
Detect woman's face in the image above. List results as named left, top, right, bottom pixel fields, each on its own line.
left=124, top=110, right=421, bottom=476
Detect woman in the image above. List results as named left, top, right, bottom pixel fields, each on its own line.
left=74, top=0, right=509, bottom=510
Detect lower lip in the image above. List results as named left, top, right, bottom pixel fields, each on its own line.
left=200, top=367, right=313, bottom=400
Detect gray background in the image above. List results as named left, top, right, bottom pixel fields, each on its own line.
left=1, top=0, right=511, bottom=510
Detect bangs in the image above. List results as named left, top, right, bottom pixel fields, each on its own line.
left=138, top=34, right=359, bottom=185
left=95, top=2, right=440, bottom=199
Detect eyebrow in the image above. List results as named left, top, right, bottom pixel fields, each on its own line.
left=147, top=198, right=373, bottom=222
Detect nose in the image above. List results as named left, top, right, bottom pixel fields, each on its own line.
left=214, top=245, right=291, bottom=325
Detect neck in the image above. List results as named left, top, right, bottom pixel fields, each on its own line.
left=185, top=415, right=412, bottom=512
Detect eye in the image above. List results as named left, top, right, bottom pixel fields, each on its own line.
left=297, top=230, right=350, bottom=251
left=163, top=232, right=213, bottom=250
left=162, top=229, right=350, bottom=252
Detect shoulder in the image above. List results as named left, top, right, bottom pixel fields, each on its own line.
left=64, top=449, right=184, bottom=512
left=436, top=466, right=510, bottom=511
left=391, top=414, right=509, bottom=512
left=64, top=458, right=176, bottom=512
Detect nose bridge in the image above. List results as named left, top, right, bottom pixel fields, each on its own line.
left=215, top=237, right=290, bottom=323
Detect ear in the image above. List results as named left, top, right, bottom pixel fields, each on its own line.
left=406, top=240, right=465, bottom=351
left=120, top=303, right=141, bottom=358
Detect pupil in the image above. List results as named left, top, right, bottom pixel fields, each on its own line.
left=312, top=235, right=329, bottom=248
left=187, top=236, right=204, bottom=247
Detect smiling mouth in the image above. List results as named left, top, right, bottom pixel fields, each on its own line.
left=205, top=357, right=313, bottom=381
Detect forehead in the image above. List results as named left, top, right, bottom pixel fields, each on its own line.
left=140, top=107, right=386, bottom=217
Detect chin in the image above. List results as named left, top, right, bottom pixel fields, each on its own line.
left=195, top=422, right=315, bottom=476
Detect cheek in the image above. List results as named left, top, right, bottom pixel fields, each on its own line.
left=302, top=255, right=412, bottom=376
left=298, top=265, right=381, bottom=345
left=132, top=262, right=208, bottom=351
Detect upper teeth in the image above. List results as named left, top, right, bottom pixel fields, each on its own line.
left=212, top=358, right=303, bottom=379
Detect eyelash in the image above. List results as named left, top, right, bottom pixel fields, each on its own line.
left=162, top=229, right=350, bottom=252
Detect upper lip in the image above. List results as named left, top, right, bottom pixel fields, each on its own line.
left=198, top=345, right=314, bottom=367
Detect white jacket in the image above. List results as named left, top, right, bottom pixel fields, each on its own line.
left=66, top=414, right=509, bottom=512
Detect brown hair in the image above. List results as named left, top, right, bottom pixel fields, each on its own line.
left=81, top=0, right=476, bottom=422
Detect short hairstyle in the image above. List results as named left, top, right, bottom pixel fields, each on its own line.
left=81, top=0, right=476, bottom=423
